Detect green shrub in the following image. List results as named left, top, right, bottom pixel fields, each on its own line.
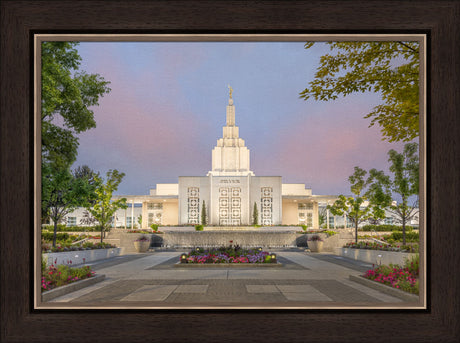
left=386, top=231, right=419, bottom=242
left=360, top=224, right=416, bottom=232
left=404, top=254, right=420, bottom=276
left=42, top=225, right=99, bottom=232
left=195, top=225, right=204, bottom=231
left=42, top=232, right=70, bottom=241
left=323, top=230, right=337, bottom=237
left=301, top=225, right=307, bottom=232
left=150, top=224, right=159, bottom=232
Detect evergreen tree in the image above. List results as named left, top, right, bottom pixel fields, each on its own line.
left=253, top=202, right=259, bottom=225
left=201, top=200, right=207, bottom=225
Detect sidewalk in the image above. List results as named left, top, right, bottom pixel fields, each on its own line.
left=45, top=251, right=418, bottom=308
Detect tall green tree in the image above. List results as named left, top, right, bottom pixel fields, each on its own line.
left=86, top=170, right=128, bottom=243
left=201, top=200, right=207, bottom=225
left=252, top=202, right=259, bottom=226
left=41, top=41, right=111, bottom=167
left=300, top=42, right=419, bottom=142
left=328, top=167, right=390, bottom=243
left=368, top=143, right=419, bottom=245
left=73, top=165, right=100, bottom=205
left=318, top=206, right=327, bottom=228
left=42, top=163, right=93, bottom=247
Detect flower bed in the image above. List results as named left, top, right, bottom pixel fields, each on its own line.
left=42, top=241, right=116, bottom=253
left=343, top=241, right=419, bottom=253
left=41, top=263, right=96, bottom=292
left=180, top=246, right=275, bottom=264
left=362, top=256, right=419, bottom=294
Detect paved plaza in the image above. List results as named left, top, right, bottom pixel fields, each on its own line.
left=46, top=250, right=417, bottom=308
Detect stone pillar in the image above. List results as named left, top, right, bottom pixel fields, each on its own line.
left=131, top=199, right=134, bottom=229
left=142, top=202, right=148, bottom=230
left=313, top=201, right=319, bottom=229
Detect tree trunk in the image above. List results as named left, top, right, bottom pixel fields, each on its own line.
left=100, top=225, right=104, bottom=243
left=402, top=217, right=406, bottom=246
left=402, top=196, right=407, bottom=245
left=355, top=220, right=358, bottom=244
left=53, top=219, right=58, bottom=248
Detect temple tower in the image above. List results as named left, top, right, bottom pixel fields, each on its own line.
left=208, top=86, right=254, bottom=176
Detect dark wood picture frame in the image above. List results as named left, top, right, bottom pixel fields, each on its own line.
left=1, top=1, right=459, bottom=342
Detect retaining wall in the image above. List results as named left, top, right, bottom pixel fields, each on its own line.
left=43, top=248, right=121, bottom=266
left=335, top=247, right=417, bottom=266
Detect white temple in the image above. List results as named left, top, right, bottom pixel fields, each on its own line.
left=104, top=86, right=338, bottom=228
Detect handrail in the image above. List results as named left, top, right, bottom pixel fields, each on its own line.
left=370, top=229, right=390, bottom=245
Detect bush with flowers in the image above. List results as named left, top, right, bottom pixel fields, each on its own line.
left=182, top=246, right=273, bottom=264
left=134, top=235, right=151, bottom=242
left=363, top=255, right=419, bottom=294
left=41, top=258, right=96, bottom=292
left=343, top=241, right=419, bottom=253
left=41, top=240, right=116, bottom=253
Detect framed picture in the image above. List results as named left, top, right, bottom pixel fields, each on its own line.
left=34, top=34, right=427, bottom=312
left=1, top=1, right=459, bottom=342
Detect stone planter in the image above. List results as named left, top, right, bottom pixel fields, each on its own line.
left=133, top=240, right=150, bottom=253
left=335, top=248, right=417, bottom=266
left=308, top=240, right=324, bottom=252
left=43, top=248, right=121, bottom=266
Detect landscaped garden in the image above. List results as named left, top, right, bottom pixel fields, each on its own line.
left=180, top=246, right=277, bottom=264
left=41, top=232, right=116, bottom=253
left=41, top=258, right=96, bottom=292
left=343, top=241, right=419, bottom=253
left=344, top=228, right=420, bottom=253
left=362, top=255, right=419, bottom=294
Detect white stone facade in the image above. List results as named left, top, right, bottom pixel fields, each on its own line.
left=178, top=175, right=282, bottom=226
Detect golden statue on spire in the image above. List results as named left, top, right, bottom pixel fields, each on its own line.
left=228, top=84, right=233, bottom=99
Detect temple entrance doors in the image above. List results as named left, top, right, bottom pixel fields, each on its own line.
left=218, top=187, right=241, bottom=225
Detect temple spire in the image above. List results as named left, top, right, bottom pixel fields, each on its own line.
left=208, top=86, right=254, bottom=176
left=226, top=85, right=235, bottom=126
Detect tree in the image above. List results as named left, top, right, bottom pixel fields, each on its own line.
left=41, top=42, right=111, bottom=168
left=86, top=170, right=128, bottom=243
left=369, top=143, right=419, bottom=245
left=252, top=202, right=259, bottom=226
left=73, top=165, right=100, bottom=205
left=300, top=42, right=419, bottom=142
left=328, top=167, right=390, bottom=243
left=318, top=206, right=327, bottom=228
left=41, top=163, right=93, bottom=247
left=201, top=200, right=207, bottom=225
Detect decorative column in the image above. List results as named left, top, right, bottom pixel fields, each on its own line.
left=131, top=199, right=134, bottom=229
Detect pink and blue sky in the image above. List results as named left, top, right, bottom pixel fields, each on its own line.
left=72, top=41, right=408, bottom=196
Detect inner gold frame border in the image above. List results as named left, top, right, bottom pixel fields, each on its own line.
left=34, top=34, right=427, bottom=311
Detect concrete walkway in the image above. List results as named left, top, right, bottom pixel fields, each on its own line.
left=46, top=251, right=417, bottom=308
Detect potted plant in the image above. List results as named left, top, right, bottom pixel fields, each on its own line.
left=307, top=234, right=324, bottom=252
left=133, top=235, right=151, bottom=253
